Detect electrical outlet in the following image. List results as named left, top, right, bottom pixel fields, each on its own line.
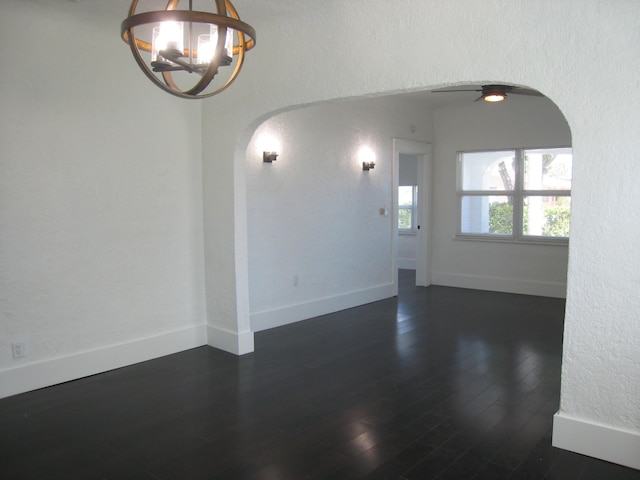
left=12, top=342, right=26, bottom=359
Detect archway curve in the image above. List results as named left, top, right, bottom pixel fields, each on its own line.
left=239, top=81, right=572, bottom=333
left=235, top=79, right=568, bottom=164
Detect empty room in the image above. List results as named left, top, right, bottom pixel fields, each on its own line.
left=2, top=1, right=639, bottom=478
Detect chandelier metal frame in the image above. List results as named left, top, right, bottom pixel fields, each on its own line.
left=121, top=0, right=256, bottom=99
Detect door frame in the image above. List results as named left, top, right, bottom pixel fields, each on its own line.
left=392, top=139, right=432, bottom=294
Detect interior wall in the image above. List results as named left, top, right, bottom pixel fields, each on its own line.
left=246, top=96, right=432, bottom=331
left=431, top=95, right=572, bottom=297
left=0, top=1, right=207, bottom=397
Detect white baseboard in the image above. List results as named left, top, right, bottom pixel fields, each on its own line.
left=206, top=325, right=254, bottom=355
left=251, top=283, right=395, bottom=332
left=0, top=325, right=207, bottom=400
left=553, top=412, right=640, bottom=470
left=397, top=258, right=416, bottom=270
left=431, top=271, right=566, bottom=298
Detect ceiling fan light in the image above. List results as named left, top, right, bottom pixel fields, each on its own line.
left=482, top=85, right=508, bottom=103
left=484, top=93, right=506, bottom=102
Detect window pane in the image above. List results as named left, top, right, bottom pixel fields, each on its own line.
left=524, top=148, right=572, bottom=190
left=461, top=151, right=515, bottom=191
left=398, top=208, right=412, bottom=229
left=522, top=196, right=571, bottom=237
left=399, top=185, right=417, bottom=230
left=399, top=186, right=414, bottom=206
left=461, top=195, right=513, bottom=235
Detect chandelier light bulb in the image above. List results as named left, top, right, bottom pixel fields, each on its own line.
left=197, top=34, right=214, bottom=64
left=152, top=22, right=184, bottom=62
left=159, top=21, right=183, bottom=52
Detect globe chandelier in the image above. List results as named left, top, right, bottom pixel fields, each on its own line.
left=121, top=0, right=256, bottom=99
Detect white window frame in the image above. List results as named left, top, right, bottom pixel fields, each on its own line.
left=398, top=185, right=418, bottom=234
left=456, top=147, right=571, bottom=245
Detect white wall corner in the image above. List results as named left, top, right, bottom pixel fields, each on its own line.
left=0, top=325, right=208, bottom=400
left=206, top=325, right=255, bottom=355
left=553, top=412, right=640, bottom=471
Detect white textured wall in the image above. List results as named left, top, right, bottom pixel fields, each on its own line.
left=245, top=97, right=432, bottom=328
left=430, top=95, right=572, bottom=297
left=0, top=1, right=206, bottom=389
left=201, top=0, right=640, bottom=467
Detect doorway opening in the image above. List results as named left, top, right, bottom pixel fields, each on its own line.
left=392, top=139, right=432, bottom=296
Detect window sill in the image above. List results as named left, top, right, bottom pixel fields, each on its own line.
left=455, top=234, right=569, bottom=246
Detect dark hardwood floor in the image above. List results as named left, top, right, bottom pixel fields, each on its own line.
left=2, top=270, right=639, bottom=479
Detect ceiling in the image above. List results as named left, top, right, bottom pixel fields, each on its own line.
left=72, top=0, right=543, bottom=109
left=70, top=0, right=292, bottom=18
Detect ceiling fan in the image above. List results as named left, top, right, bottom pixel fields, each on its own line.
left=433, top=84, right=544, bottom=102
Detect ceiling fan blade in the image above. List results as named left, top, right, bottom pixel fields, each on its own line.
left=430, top=84, right=543, bottom=104
left=432, top=88, right=481, bottom=93
left=509, top=87, right=544, bottom=97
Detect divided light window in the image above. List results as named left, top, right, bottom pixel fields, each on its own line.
left=398, top=185, right=418, bottom=232
left=457, top=147, right=572, bottom=244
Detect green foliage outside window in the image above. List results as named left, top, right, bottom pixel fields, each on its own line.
left=542, top=205, right=571, bottom=237
left=398, top=209, right=412, bottom=229
left=489, top=202, right=516, bottom=234
left=489, top=201, right=570, bottom=237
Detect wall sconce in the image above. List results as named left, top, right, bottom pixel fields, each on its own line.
left=257, top=134, right=280, bottom=164
left=359, top=146, right=376, bottom=171
left=263, top=151, right=278, bottom=163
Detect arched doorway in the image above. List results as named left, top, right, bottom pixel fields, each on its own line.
left=244, top=84, right=571, bottom=331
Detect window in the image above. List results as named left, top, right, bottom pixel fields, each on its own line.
left=399, top=185, right=418, bottom=232
left=457, top=147, right=572, bottom=243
